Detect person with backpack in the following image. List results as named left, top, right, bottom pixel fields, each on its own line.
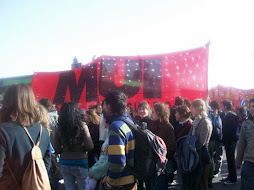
left=174, top=105, right=192, bottom=190
left=54, top=102, right=94, bottom=190
left=136, top=101, right=153, bottom=190
left=187, top=99, right=212, bottom=190
left=103, top=90, right=137, bottom=190
left=0, top=84, right=51, bottom=189
left=150, top=102, right=175, bottom=190
left=207, top=101, right=223, bottom=187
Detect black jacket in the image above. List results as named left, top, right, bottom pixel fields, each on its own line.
left=222, top=112, right=239, bottom=142
left=0, top=122, right=51, bottom=188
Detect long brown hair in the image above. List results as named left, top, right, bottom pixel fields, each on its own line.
left=85, top=109, right=100, bottom=125
left=0, top=84, right=40, bottom=127
left=38, top=104, right=51, bottom=134
left=153, top=102, right=170, bottom=123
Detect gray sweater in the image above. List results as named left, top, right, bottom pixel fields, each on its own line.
left=189, top=115, right=212, bottom=147
left=236, top=118, right=254, bottom=165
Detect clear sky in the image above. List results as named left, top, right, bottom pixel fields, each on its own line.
left=0, top=0, right=253, bottom=89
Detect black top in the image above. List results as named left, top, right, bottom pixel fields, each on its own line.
left=174, top=120, right=192, bottom=140
left=137, top=116, right=153, bottom=130
left=222, top=112, right=239, bottom=142
left=0, top=122, right=51, bottom=188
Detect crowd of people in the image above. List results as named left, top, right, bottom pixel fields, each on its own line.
left=0, top=83, right=253, bottom=190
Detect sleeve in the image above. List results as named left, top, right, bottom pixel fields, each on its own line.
left=89, top=154, right=109, bottom=180
left=0, top=130, right=6, bottom=178
left=199, top=119, right=212, bottom=147
left=53, top=127, right=62, bottom=154
left=106, top=122, right=126, bottom=185
left=82, top=122, right=94, bottom=151
left=43, top=142, right=51, bottom=172
left=236, top=124, right=246, bottom=165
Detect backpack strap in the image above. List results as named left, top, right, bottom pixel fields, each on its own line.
left=23, top=124, right=43, bottom=147
left=176, top=122, right=192, bottom=140
left=118, top=118, right=137, bottom=131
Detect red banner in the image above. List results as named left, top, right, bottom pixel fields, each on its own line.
left=208, top=85, right=254, bottom=108
left=31, top=44, right=209, bottom=109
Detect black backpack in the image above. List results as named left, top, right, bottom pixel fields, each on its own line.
left=119, top=118, right=168, bottom=180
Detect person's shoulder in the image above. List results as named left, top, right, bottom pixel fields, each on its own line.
left=201, top=117, right=212, bottom=128
left=164, top=121, right=174, bottom=130
left=242, top=119, right=254, bottom=129
left=0, top=122, right=21, bottom=134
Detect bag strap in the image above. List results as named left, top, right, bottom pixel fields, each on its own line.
left=176, top=122, right=192, bottom=140
left=118, top=118, right=137, bottom=131
left=23, top=124, right=43, bottom=147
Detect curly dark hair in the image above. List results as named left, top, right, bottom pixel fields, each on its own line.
left=58, top=102, right=83, bottom=149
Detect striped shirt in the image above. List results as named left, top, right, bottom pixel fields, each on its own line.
left=105, top=114, right=135, bottom=188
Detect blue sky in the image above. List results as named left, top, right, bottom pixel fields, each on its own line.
left=0, top=0, right=253, bottom=89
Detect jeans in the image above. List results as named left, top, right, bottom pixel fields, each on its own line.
left=177, top=169, right=183, bottom=190
left=61, top=165, right=88, bottom=190
left=224, top=141, right=237, bottom=182
left=241, top=161, right=254, bottom=190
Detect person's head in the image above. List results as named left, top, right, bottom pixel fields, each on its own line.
left=249, top=98, right=254, bottom=117
left=0, top=84, right=40, bottom=126
left=80, top=108, right=86, bottom=115
left=222, top=100, right=232, bottom=112
left=96, top=104, right=103, bottom=115
left=49, top=104, right=57, bottom=112
left=104, top=91, right=127, bottom=116
left=38, top=104, right=51, bottom=134
left=137, top=101, right=151, bottom=119
left=152, top=102, right=170, bottom=123
left=39, top=98, right=51, bottom=111
left=84, top=109, right=100, bottom=125
left=190, top=99, right=207, bottom=118
left=58, top=102, right=83, bottom=149
left=183, top=98, right=191, bottom=108
left=209, top=100, right=220, bottom=113
left=175, top=96, right=184, bottom=106
left=175, top=105, right=191, bottom=122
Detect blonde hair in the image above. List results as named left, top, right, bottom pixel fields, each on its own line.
left=0, top=84, right=40, bottom=126
left=191, top=99, right=207, bottom=117
left=86, top=109, right=100, bottom=125
left=38, top=104, right=51, bottom=134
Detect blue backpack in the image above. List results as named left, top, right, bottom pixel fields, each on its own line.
left=208, top=113, right=222, bottom=141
